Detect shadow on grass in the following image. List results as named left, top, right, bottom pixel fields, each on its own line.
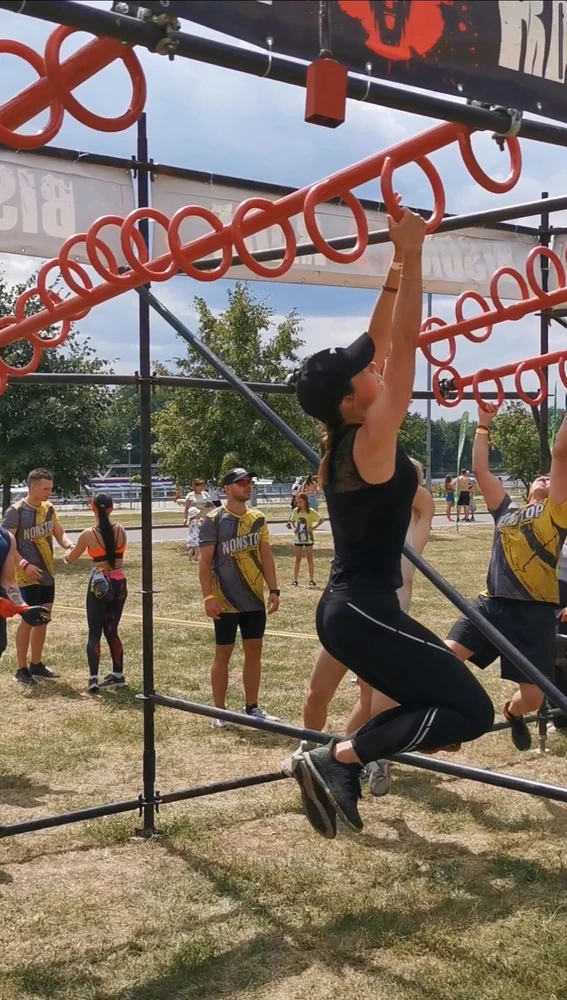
left=29, top=682, right=82, bottom=702
left=0, top=773, right=70, bottom=809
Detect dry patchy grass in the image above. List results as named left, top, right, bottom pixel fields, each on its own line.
left=1, top=529, right=567, bottom=1000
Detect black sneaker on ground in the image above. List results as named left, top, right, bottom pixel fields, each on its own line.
left=503, top=700, right=532, bottom=751
left=299, top=740, right=364, bottom=833
left=100, top=673, right=127, bottom=688
left=88, top=676, right=100, bottom=694
left=30, top=662, right=59, bottom=679
left=284, top=748, right=337, bottom=839
left=14, top=668, right=37, bottom=688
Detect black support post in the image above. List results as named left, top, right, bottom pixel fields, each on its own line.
left=539, top=191, right=551, bottom=474
left=136, top=114, right=157, bottom=839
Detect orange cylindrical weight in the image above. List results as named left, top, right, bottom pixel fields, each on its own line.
left=305, top=57, right=348, bottom=129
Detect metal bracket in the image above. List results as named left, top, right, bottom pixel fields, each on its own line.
left=466, top=101, right=523, bottom=148
left=437, top=376, right=456, bottom=400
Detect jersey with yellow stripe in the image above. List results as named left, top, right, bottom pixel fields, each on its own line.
left=199, top=505, right=269, bottom=613
left=485, top=494, right=567, bottom=603
left=2, top=499, right=60, bottom=587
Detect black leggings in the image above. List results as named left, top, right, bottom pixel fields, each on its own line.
left=316, top=589, right=495, bottom=764
left=86, top=577, right=127, bottom=677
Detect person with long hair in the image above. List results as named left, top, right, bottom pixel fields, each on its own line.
left=64, top=492, right=128, bottom=693
left=444, top=474, right=455, bottom=521
left=289, top=207, right=494, bottom=839
left=288, top=492, right=323, bottom=587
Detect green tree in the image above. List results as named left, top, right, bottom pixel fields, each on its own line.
left=154, top=283, right=319, bottom=484
left=490, top=401, right=539, bottom=492
left=399, top=412, right=426, bottom=464
left=0, top=271, right=115, bottom=510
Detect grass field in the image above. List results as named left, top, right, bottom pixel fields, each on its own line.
left=2, top=529, right=567, bottom=1000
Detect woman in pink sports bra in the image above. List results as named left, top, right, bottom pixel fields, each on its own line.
left=64, top=492, right=128, bottom=693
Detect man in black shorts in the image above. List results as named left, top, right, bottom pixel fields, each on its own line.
left=2, top=468, right=73, bottom=686
left=446, top=402, right=567, bottom=751
left=199, top=468, right=281, bottom=727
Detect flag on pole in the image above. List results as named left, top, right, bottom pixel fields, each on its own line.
left=455, top=412, right=470, bottom=530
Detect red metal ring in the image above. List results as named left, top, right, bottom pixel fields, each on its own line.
left=303, top=182, right=368, bottom=264
left=380, top=155, right=446, bottom=233
left=489, top=266, right=530, bottom=310
left=37, top=258, right=92, bottom=321
left=472, top=369, right=505, bottom=408
left=455, top=291, right=493, bottom=343
left=526, top=246, right=566, bottom=297
left=514, top=360, right=547, bottom=406
left=419, top=317, right=456, bottom=367
left=433, top=365, right=463, bottom=408
left=457, top=128, right=522, bottom=194
left=231, top=198, right=296, bottom=278
left=0, top=316, right=43, bottom=375
left=0, top=40, right=64, bottom=149
left=120, top=209, right=177, bottom=282
left=168, top=206, right=232, bottom=282
left=44, top=26, right=146, bottom=133
left=559, top=356, right=567, bottom=391
left=15, top=288, right=72, bottom=348
left=85, top=217, right=131, bottom=286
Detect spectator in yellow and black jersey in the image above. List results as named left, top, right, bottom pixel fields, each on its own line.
left=2, top=468, right=73, bottom=687
left=447, top=403, right=567, bottom=751
left=199, top=468, right=280, bottom=728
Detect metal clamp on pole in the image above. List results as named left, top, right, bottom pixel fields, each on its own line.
left=467, top=100, right=523, bottom=148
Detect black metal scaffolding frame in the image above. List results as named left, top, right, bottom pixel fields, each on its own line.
left=1, top=4, right=567, bottom=840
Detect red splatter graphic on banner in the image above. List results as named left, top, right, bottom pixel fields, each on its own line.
left=337, top=0, right=453, bottom=62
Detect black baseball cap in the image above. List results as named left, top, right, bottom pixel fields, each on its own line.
left=222, top=468, right=257, bottom=487
left=294, top=333, right=375, bottom=422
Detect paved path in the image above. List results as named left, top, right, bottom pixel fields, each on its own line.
left=69, top=513, right=492, bottom=546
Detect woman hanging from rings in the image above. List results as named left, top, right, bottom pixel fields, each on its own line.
left=289, top=206, right=495, bottom=839
left=64, top=492, right=128, bottom=694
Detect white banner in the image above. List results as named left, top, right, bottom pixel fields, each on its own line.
left=0, top=151, right=546, bottom=301
left=152, top=174, right=539, bottom=299
left=0, top=150, right=135, bottom=263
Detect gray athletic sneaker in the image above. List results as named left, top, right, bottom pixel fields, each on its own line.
left=298, top=740, right=363, bottom=833
left=365, top=760, right=391, bottom=797
left=285, top=750, right=337, bottom=839
left=281, top=740, right=317, bottom=776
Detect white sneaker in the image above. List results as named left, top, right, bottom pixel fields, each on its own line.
left=281, top=739, right=317, bottom=776
left=211, top=717, right=230, bottom=730
left=366, top=759, right=392, bottom=797
left=244, top=706, right=280, bottom=722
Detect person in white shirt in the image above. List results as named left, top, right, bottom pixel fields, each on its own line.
left=182, top=478, right=210, bottom=522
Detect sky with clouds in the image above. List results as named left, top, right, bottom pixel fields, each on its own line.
left=0, top=1, right=567, bottom=419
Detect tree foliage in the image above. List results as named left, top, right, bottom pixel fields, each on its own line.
left=0, top=271, right=116, bottom=509
left=491, top=401, right=539, bottom=491
left=154, top=283, right=319, bottom=485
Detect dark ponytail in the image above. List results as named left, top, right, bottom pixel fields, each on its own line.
left=93, top=492, right=116, bottom=568
left=319, top=413, right=344, bottom=486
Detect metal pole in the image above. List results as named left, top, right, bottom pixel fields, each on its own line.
left=148, top=695, right=567, bottom=803
left=425, top=292, right=433, bottom=493
left=136, top=114, right=157, bottom=838
left=539, top=191, right=551, bottom=474
left=4, top=0, right=567, bottom=147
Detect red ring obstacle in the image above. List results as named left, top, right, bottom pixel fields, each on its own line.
left=0, top=26, right=146, bottom=149
left=422, top=243, right=567, bottom=408
left=0, top=120, right=522, bottom=393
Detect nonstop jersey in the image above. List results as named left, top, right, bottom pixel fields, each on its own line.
left=199, top=505, right=269, bottom=613
left=485, top=493, right=567, bottom=603
left=2, top=500, right=60, bottom=587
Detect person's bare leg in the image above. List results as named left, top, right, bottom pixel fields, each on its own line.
left=304, top=650, right=347, bottom=730
left=306, top=548, right=315, bottom=582
left=293, top=548, right=302, bottom=583
left=507, top=683, right=544, bottom=717
left=211, top=644, right=234, bottom=707
left=242, top=637, right=263, bottom=706
left=15, top=619, right=32, bottom=670
left=29, top=604, right=52, bottom=664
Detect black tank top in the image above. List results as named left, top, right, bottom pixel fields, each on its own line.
left=324, top=425, right=417, bottom=597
